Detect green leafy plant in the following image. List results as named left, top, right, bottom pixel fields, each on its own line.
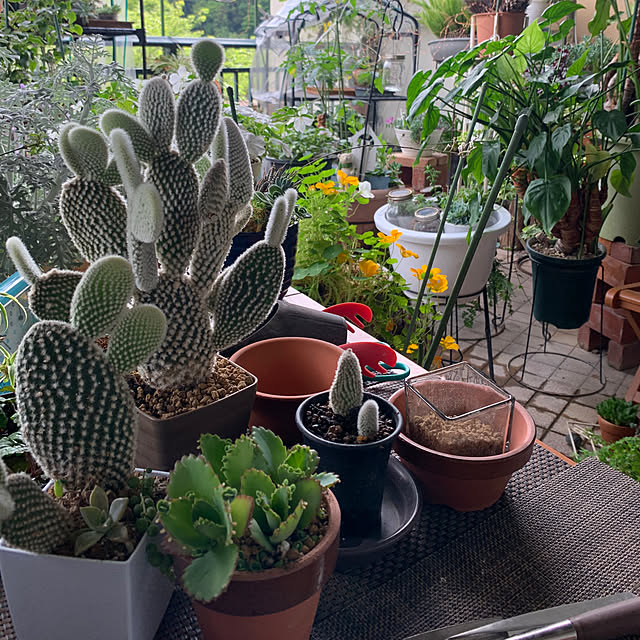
left=440, top=184, right=486, bottom=226
left=96, top=4, right=120, bottom=18
left=415, top=0, right=471, bottom=37
left=575, top=436, right=640, bottom=482
left=596, top=397, right=638, bottom=428
left=157, top=428, right=339, bottom=602
left=409, top=3, right=639, bottom=257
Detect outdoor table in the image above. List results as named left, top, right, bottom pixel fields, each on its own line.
left=1, top=293, right=638, bottom=640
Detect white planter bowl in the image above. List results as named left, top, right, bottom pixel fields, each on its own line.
left=0, top=474, right=174, bottom=640
left=395, top=127, right=444, bottom=158
left=374, top=205, right=511, bottom=297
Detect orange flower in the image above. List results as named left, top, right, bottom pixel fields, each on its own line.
left=397, top=243, right=419, bottom=259
left=385, top=319, right=395, bottom=331
left=377, top=229, right=403, bottom=244
left=406, top=343, right=419, bottom=354
left=427, top=268, right=448, bottom=293
left=358, top=259, right=380, bottom=277
left=440, top=336, right=459, bottom=351
left=433, top=355, right=443, bottom=368
left=337, top=169, right=359, bottom=187
left=336, top=251, right=349, bottom=264
left=314, top=181, right=336, bottom=195
left=410, top=265, right=428, bottom=280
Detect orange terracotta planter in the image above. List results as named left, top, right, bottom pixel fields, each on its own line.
left=597, top=415, right=636, bottom=444
left=229, top=337, right=344, bottom=445
left=474, top=12, right=525, bottom=42
left=390, top=382, right=536, bottom=511
left=190, top=491, right=341, bottom=640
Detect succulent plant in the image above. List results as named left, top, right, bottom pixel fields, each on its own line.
left=357, top=398, right=380, bottom=439
left=157, top=427, right=339, bottom=603
left=329, top=348, right=363, bottom=416
left=0, top=247, right=167, bottom=554
left=75, top=486, right=131, bottom=556
left=50, top=38, right=294, bottom=392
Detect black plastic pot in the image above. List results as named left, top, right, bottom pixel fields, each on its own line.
left=526, top=239, right=605, bottom=330
left=296, top=391, right=402, bottom=537
left=223, top=223, right=298, bottom=299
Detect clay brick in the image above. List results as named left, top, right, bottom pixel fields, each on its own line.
left=577, top=325, right=609, bottom=352
left=607, top=340, right=640, bottom=371
left=393, top=152, right=449, bottom=192
left=609, top=241, right=640, bottom=265
left=587, top=305, right=637, bottom=344
left=602, top=255, right=640, bottom=287
left=598, top=237, right=613, bottom=253
left=592, top=279, right=611, bottom=303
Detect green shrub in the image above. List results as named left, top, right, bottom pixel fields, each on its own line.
left=596, top=397, right=638, bottom=428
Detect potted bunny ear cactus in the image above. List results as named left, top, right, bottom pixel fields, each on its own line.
left=54, top=38, right=296, bottom=470
left=158, top=427, right=341, bottom=640
left=0, top=247, right=174, bottom=640
left=295, top=349, right=402, bottom=537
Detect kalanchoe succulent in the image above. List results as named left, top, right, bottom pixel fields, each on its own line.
left=53, top=38, right=294, bottom=392
left=157, top=427, right=339, bottom=603
left=0, top=247, right=167, bottom=554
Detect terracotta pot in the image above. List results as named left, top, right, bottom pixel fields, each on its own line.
left=474, top=12, right=526, bottom=42
left=134, top=358, right=257, bottom=471
left=295, top=391, right=403, bottom=537
left=597, top=415, right=637, bottom=444
left=189, top=490, right=340, bottom=640
left=229, top=337, right=344, bottom=445
left=390, top=383, right=536, bottom=511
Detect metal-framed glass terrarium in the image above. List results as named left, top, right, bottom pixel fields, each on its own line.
left=404, top=362, right=515, bottom=457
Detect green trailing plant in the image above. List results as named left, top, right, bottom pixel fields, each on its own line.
left=55, top=39, right=294, bottom=391
left=596, top=397, right=638, bottom=428
left=0, top=251, right=167, bottom=554
left=415, top=0, right=471, bottom=37
left=157, top=427, right=339, bottom=602
left=75, top=486, right=131, bottom=555
left=575, top=436, right=640, bottom=482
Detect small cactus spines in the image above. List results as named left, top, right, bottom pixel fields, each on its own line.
left=0, top=460, right=73, bottom=554
left=57, top=39, right=293, bottom=391
left=357, top=399, right=380, bottom=440
left=329, top=349, right=363, bottom=416
left=8, top=242, right=167, bottom=491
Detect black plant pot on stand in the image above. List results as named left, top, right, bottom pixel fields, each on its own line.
left=295, top=391, right=402, bottom=538
left=526, top=239, right=606, bottom=330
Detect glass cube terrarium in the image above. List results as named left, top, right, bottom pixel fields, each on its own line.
left=404, top=362, right=514, bottom=457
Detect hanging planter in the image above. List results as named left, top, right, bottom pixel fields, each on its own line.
left=427, top=38, right=470, bottom=65
left=526, top=239, right=605, bottom=330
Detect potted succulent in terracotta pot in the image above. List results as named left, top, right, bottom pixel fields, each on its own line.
left=50, top=40, right=295, bottom=470
left=0, top=252, right=174, bottom=640
left=390, top=362, right=536, bottom=511
left=596, top=396, right=639, bottom=444
left=295, top=349, right=402, bottom=536
left=157, top=427, right=340, bottom=640
left=464, top=0, right=528, bottom=42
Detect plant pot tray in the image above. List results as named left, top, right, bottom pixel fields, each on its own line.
left=335, top=455, right=421, bottom=571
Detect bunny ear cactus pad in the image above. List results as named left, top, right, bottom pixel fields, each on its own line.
left=13, top=257, right=166, bottom=491
left=59, top=125, right=129, bottom=263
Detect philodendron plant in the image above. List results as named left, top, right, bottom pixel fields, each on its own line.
left=0, top=252, right=167, bottom=554
left=13, top=38, right=294, bottom=393
left=329, top=349, right=379, bottom=440
left=157, top=427, right=339, bottom=602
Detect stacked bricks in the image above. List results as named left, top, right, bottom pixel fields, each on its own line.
left=578, top=239, right=640, bottom=370
left=392, top=151, right=449, bottom=193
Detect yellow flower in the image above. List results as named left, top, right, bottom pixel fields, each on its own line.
left=336, top=251, right=348, bottom=265
left=427, top=268, right=448, bottom=293
left=433, top=355, right=443, bottom=368
left=406, top=343, right=419, bottom=354
left=440, top=336, right=459, bottom=351
left=410, top=265, right=428, bottom=280
left=315, top=181, right=336, bottom=195
left=385, top=319, right=395, bottom=331
left=397, top=243, right=419, bottom=259
left=358, top=259, right=380, bottom=277
left=337, top=169, right=359, bottom=187
left=377, top=229, right=403, bottom=244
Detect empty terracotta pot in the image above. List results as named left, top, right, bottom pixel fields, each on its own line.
left=229, top=337, right=344, bottom=445
left=390, top=382, right=536, bottom=511
left=474, top=12, right=526, bottom=42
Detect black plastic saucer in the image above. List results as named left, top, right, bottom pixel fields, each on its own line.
left=336, top=455, right=422, bottom=571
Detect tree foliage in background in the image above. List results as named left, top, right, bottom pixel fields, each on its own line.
left=126, top=0, right=207, bottom=37
left=0, top=0, right=81, bottom=83
left=184, top=0, right=270, bottom=38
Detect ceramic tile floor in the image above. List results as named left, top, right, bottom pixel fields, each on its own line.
left=450, top=249, right=638, bottom=460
